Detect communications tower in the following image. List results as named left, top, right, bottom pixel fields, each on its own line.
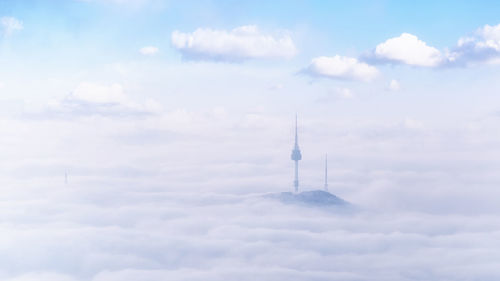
left=290, top=115, right=302, bottom=192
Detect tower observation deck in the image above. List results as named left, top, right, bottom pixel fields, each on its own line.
left=291, top=115, right=302, bottom=192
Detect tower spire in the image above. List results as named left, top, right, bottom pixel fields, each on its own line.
left=295, top=113, right=298, bottom=146
left=291, top=114, right=302, bottom=193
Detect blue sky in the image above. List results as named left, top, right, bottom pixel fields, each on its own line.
left=3, top=0, right=500, bottom=63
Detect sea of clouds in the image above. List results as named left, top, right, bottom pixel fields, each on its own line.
left=2, top=92, right=500, bottom=280
left=2, top=183, right=500, bottom=281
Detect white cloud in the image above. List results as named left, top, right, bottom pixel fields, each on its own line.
left=39, top=82, right=163, bottom=118
left=1, top=184, right=500, bottom=281
left=387, top=79, right=400, bottom=91
left=5, top=56, right=500, bottom=280
left=171, top=25, right=297, bottom=61
left=371, top=33, right=443, bottom=67
left=1, top=16, right=23, bottom=36
left=139, top=46, right=159, bottom=55
left=4, top=100, right=500, bottom=280
left=362, top=24, right=500, bottom=67
left=304, top=55, right=379, bottom=82
left=449, top=23, right=500, bottom=65
left=476, top=23, right=500, bottom=51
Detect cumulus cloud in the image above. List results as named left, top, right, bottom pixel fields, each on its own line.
left=139, top=46, right=159, bottom=55
left=171, top=25, right=297, bottom=61
left=367, top=33, right=443, bottom=67
left=36, top=82, right=162, bottom=118
left=1, top=16, right=23, bottom=36
left=448, top=23, right=500, bottom=66
left=303, top=55, right=379, bottom=82
left=362, top=24, right=500, bottom=68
